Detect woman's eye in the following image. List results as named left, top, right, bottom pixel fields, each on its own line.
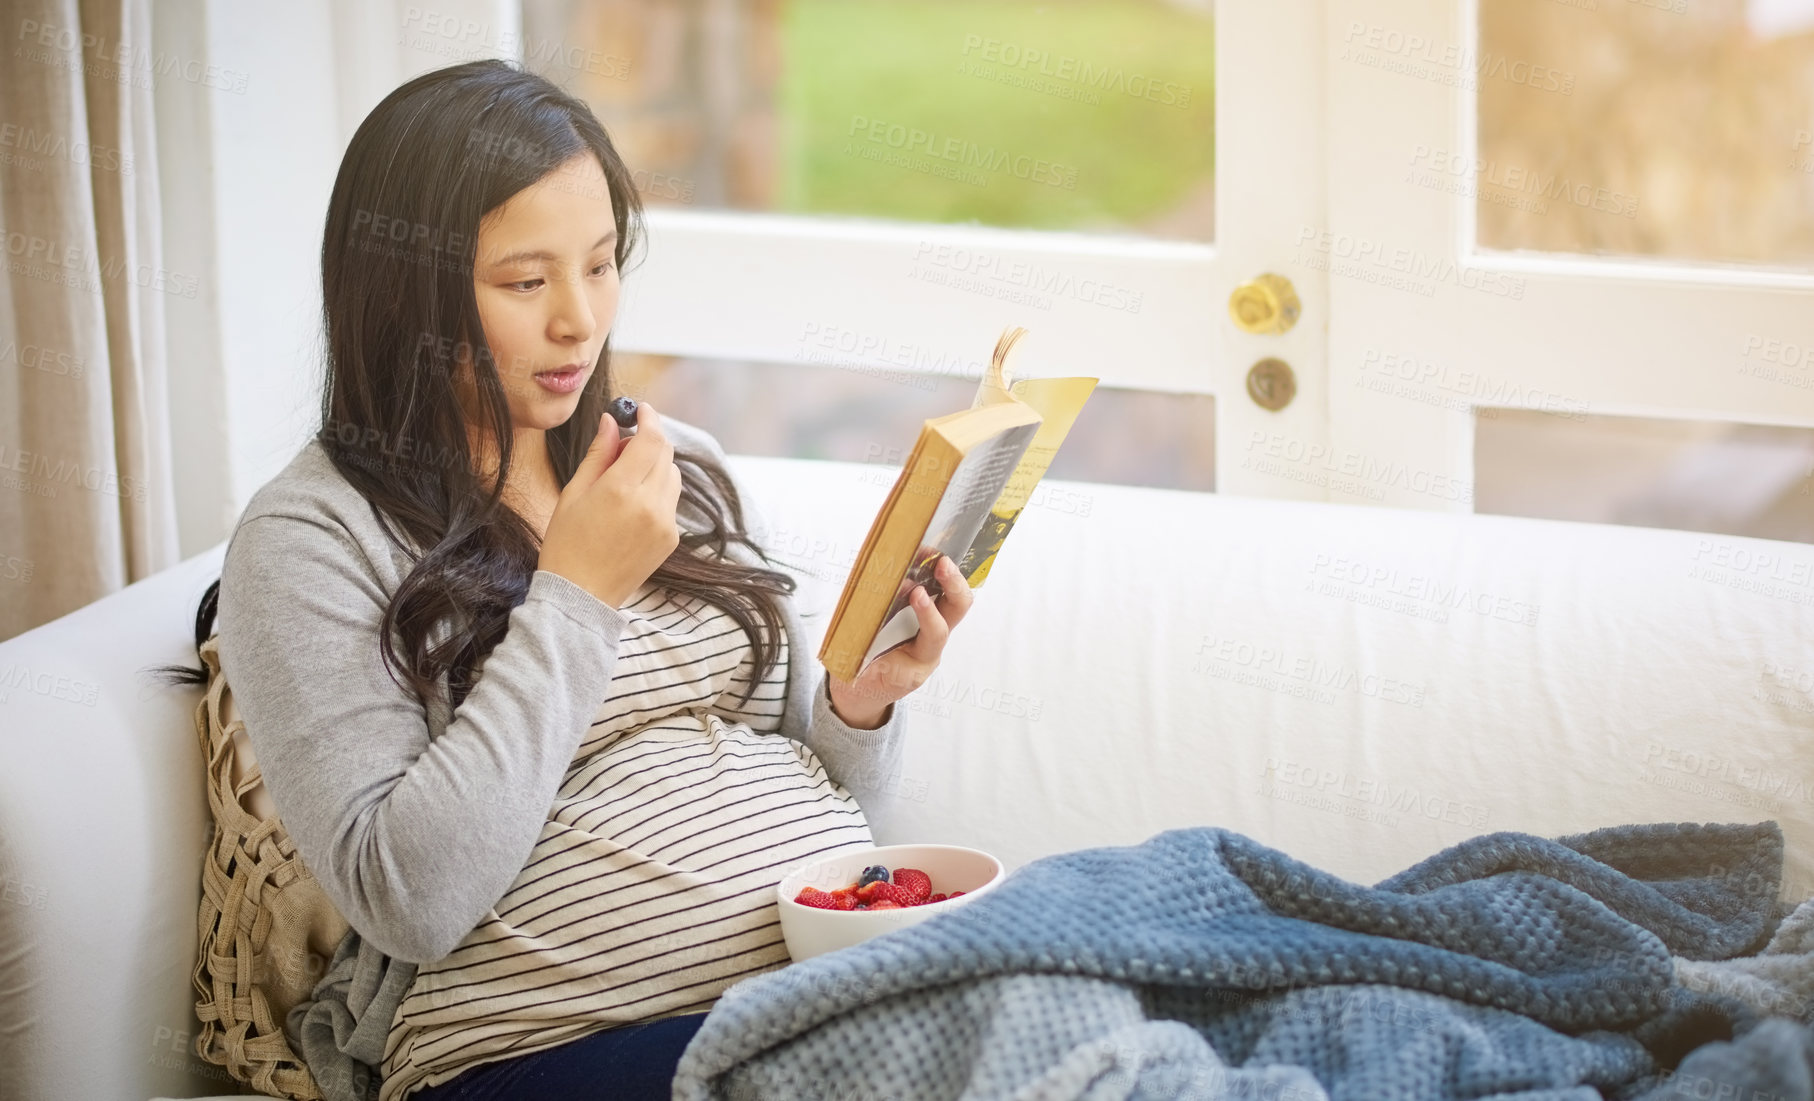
left=591, top=260, right=615, bottom=277
left=509, top=278, right=543, bottom=292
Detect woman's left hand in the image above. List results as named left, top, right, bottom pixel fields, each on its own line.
left=826, top=553, right=974, bottom=728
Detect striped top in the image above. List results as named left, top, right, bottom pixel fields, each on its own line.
left=375, top=581, right=878, bottom=1101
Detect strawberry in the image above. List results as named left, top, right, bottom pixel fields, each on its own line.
left=893, top=868, right=932, bottom=903
left=794, top=887, right=840, bottom=910
left=927, top=893, right=948, bottom=904
left=868, top=899, right=904, bottom=910
left=829, top=890, right=859, bottom=911
left=858, top=881, right=915, bottom=907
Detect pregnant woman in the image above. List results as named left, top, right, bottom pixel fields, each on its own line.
left=164, top=58, right=969, bottom=1101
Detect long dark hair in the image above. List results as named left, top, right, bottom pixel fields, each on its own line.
left=152, top=59, right=795, bottom=711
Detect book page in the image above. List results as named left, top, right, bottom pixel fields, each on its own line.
left=856, top=422, right=1039, bottom=676
left=968, top=325, right=1027, bottom=409
left=956, top=376, right=1098, bottom=588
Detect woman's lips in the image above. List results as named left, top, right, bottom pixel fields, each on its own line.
left=533, top=365, right=587, bottom=394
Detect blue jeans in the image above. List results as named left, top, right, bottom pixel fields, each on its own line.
left=407, top=1012, right=711, bottom=1100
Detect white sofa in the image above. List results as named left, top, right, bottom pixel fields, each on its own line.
left=3, top=454, right=1811, bottom=1101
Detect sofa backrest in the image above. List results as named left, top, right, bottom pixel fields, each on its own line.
left=0, top=543, right=240, bottom=1100
left=3, top=454, right=1811, bottom=1101
left=728, top=457, right=1814, bottom=901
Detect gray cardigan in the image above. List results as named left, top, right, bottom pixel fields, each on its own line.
left=214, top=414, right=907, bottom=1100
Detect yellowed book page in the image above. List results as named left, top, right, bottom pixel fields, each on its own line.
left=956, top=376, right=1098, bottom=588
left=969, top=326, right=1027, bottom=409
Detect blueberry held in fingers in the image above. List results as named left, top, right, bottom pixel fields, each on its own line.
left=607, top=396, right=639, bottom=427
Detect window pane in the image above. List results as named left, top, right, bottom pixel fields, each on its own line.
left=1475, top=411, right=1814, bottom=542
left=522, top=0, right=1216, bottom=241
left=614, top=353, right=1215, bottom=491
left=1476, top=0, right=1814, bottom=269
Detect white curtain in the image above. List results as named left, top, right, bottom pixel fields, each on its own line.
left=0, top=0, right=179, bottom=641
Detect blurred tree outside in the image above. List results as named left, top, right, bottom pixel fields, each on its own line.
left=527, top=0, right=1216, bottom=240
left=1478, top=0, right=1814, bottom=267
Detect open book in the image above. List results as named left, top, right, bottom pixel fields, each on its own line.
left=817, top=327, right=1098, bottom=683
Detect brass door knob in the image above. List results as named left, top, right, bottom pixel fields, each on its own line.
left=1228, top=273, right=1301, bottom=335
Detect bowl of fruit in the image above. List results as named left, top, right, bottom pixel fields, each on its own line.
left=776, top=843, right=1004, bottom=961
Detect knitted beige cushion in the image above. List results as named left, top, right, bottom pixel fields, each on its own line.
left=191, top=634, right=351, bottom=1100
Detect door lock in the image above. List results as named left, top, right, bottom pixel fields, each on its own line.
left=1246, top=358, right=1297, bottom=411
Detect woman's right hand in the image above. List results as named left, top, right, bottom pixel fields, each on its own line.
left=538, top=400, right=682, bottom=609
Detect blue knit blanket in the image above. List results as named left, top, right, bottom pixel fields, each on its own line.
left=671, top=823, right=1814, bottom=1100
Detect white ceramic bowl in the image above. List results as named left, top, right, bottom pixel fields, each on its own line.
left=776, top=843, right=1004, bottom=961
